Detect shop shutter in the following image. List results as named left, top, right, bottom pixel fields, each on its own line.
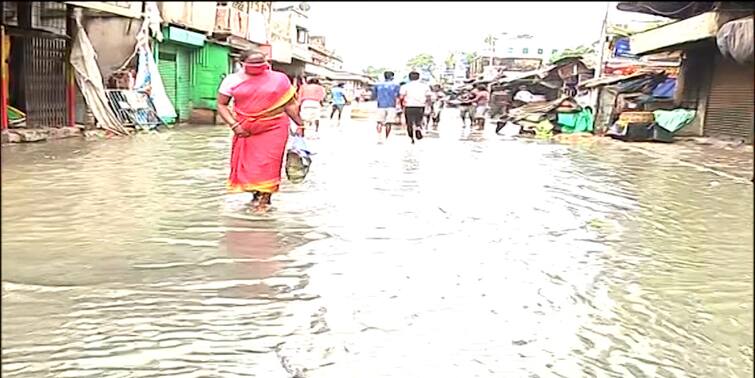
left=176, top=48, right=192, bottom=121
left=704, top=55, right=754, bottom=142
left=21, top=33, right=68, bottom=127
left=157, top=50, right=178, bottom=124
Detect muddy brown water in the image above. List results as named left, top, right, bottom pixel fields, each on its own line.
left=2, top=110, right=753, bottom=377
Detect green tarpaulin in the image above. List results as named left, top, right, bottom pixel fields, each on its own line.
left=557, top=108, right=594, bottom=134
left=653, top=109, right=696, bottom=133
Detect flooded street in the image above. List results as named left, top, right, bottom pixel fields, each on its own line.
left=2, top=110, right=753, bottom=377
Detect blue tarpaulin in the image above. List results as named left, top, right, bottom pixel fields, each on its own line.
left=613, top=38, right=637, bottom=59
left=651, top=78, right=676, bottom=98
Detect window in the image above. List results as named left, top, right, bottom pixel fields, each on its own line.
left=522, top=48, right=529, bottom=54
left=551, top=49, right=558, bottom=55
left=296, top=27, right=309, bottom=44
left=537, top=48, right=544, bottom=55
left=507, top=47, right=513, bottom=53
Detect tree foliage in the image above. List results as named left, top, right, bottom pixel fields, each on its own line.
left=362, top=65, right=391, bottom=80
left=444, top=53, right=456, bottom=70
left=549, top=45, right=596, bottom=64
left=406, top=53, right=436, bottom=75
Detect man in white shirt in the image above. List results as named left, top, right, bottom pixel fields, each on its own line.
left=399, top=71, right=431, bottom=144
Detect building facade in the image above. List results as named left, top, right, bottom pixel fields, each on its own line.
left=1, top=1, right=355, bottom=132
left=2, top=1, right=77, bottom=129
left=471, top=35, right=566, bottom=80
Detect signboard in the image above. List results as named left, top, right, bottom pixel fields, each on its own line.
left=270, top=11, right=293, bottom=63
left=247, top=11, right=269, bottom=44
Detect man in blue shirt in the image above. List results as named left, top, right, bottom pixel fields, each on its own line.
left=329, top=83, right=348, bottom=122
left=373, top=71, right=400, bottom=140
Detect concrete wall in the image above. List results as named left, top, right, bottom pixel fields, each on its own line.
left=159, top=2, right=217, bottom=33
left=84, top=16, right=143, bottom=79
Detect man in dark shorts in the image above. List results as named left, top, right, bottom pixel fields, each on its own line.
left=399, top=71, right=431, bottom=144
left=330, top=83, right=347, bottom=122
left=458, top=88, right=475, bottom=129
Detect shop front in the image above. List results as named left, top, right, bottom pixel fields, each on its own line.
left=155, top=26, right=206, bottom=124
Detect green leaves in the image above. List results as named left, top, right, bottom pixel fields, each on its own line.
left=362, top=66, right=391, bottom=80
left=549, top=45, right=596, bottom=64
left=406, top=53, right=436, bottom=73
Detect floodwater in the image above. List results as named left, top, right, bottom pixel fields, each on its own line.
left=2, top=108, right=753, bottom=377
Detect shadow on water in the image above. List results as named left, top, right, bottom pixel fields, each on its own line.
left=2, top=110, right=753, bottom=377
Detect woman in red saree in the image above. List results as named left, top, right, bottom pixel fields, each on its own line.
left=217, top=49, right=303, bottom=212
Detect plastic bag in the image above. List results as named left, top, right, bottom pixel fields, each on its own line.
left=285, top=135, right=312, bottom=184
left=717, top=17, right=754, bottom=65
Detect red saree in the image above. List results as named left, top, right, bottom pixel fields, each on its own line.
left=227, top=70, right=296, bottom=194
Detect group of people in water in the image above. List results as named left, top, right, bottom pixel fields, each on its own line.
left=216, top=48, right=500, bottom=212
left=373, top=70, right=448, bottom=144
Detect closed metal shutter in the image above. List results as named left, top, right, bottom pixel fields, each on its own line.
left=176, top=48, right=192, bottom=121
left=157, top=49, right=177, bottom=124
left=704, top=55, right=754, bottom=142
left=7, top=29, right=69, bottom=127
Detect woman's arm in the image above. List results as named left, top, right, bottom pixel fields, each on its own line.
left=217, top=94, right=249, bottom=137
left=217, top=94, right=236, bottom=126
left=283, top=97, right=305, bottom=136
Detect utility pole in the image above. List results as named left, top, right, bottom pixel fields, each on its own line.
left=596, top=1, right=612, bottom=79
left=592, top=1, right=612, bottom=114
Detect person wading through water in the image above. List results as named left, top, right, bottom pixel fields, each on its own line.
left=470, top=83, right=490, bottom=130
left=329, top=83, right=348, bottom=123
left=458, top=88, right=475, bottom=129
left=373, top=71, right=401, bottom=142
left=399, top=71, right=431, bottom=144
left=426, top=84, right=445, bottom=130
left=216, top=49, right=304, bottom=213
left=297, top=77, right=326, bottom=136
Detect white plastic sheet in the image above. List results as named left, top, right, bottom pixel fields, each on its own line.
left=70, top=10, right=128, bottom=135
left=132, top=1, right=176, bottom=122
left=133, top=46, right=177, bottom=122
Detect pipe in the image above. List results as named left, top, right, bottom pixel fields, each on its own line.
left=66, top=5, right=76, bottom=128
left=1, top=25, right=7, bottom=130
